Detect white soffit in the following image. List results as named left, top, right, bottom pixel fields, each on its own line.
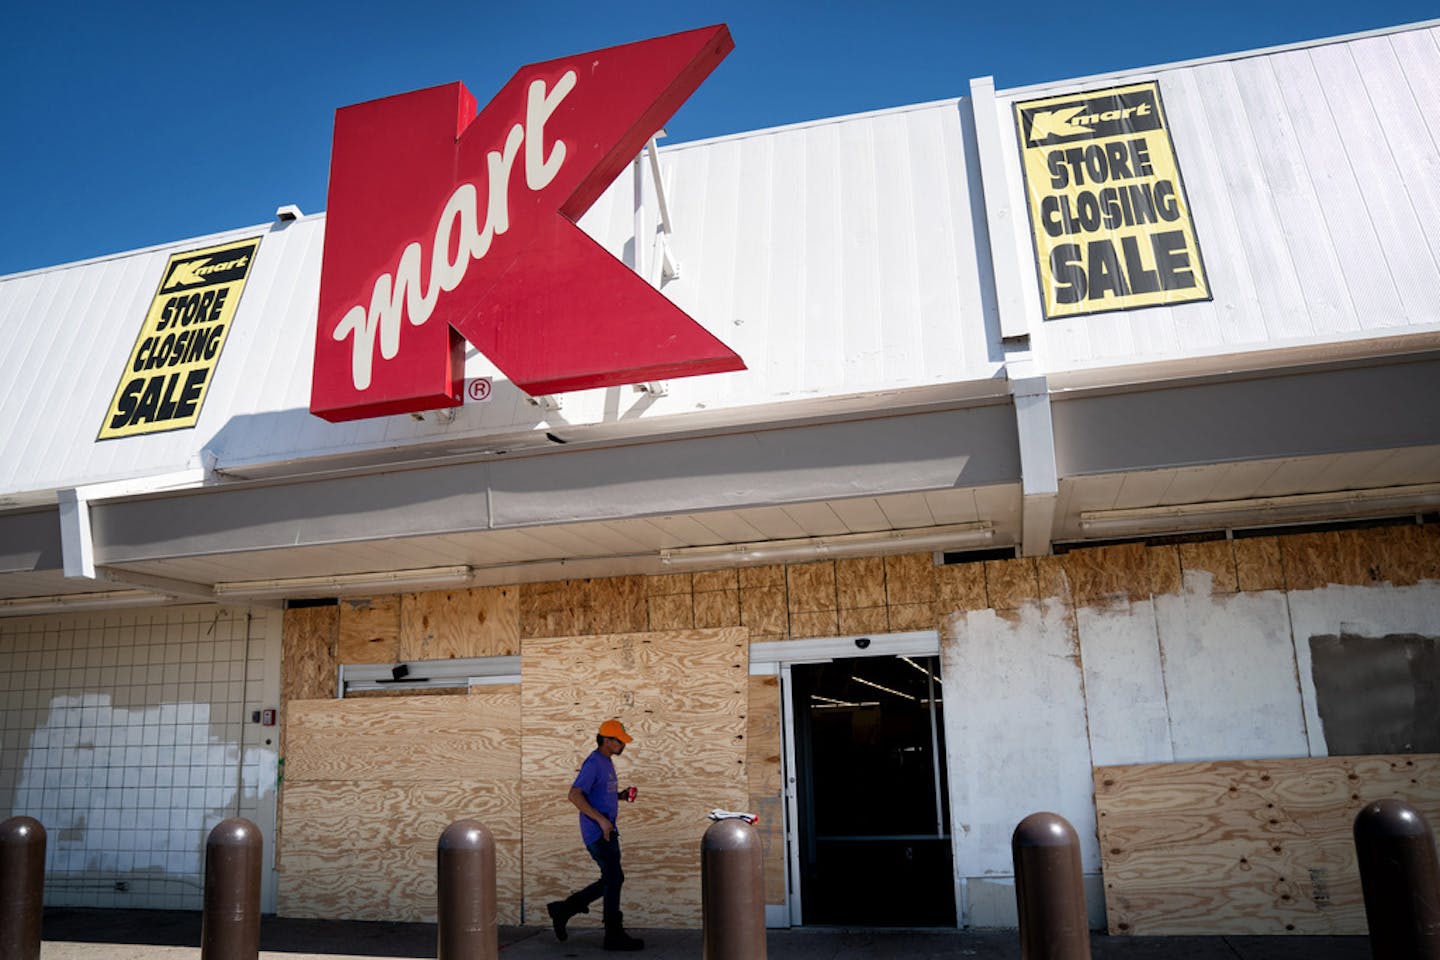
left=987, top=20, right=1440, bottom=377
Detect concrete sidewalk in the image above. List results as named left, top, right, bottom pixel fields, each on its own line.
left=38, top=908, right=1373, bottom=959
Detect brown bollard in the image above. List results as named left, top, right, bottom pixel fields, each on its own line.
left=437, top=819, right=497, bottom=960
left=1354, top=799, right=1440, bottom=960
left=701, top=819, right=766, bottom=960
left=0, top=816, right=46, bottom=960
left=201, top=818, right=262, bottom=960
left=1013, top=812, right=1091, bottom=960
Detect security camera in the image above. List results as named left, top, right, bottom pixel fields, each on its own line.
left=855, top=637, right=871, bottom=650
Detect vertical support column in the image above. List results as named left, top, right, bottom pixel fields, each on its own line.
left=437, top=819, right=497, bottom=960
left=1013, top=812, right=1090, bottom=960
left=702, top=819, right=766, bottom=960
left=0, top=816, right=46, bottom=960
left=201, top=818, right=262, bottom=960
left=1354, top=800, right=1440, bottom=960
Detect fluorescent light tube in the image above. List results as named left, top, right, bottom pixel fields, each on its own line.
left=214, top=565, right=473, bottom=599
left=659, top=523, right=993, bottom=569
left=1079, top=483, right=1440, bottom=537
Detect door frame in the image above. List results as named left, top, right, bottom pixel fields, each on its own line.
left=749, top=630, right=942, bottom=927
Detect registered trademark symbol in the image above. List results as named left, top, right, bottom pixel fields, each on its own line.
left=465, top=377, right=493, bottom=402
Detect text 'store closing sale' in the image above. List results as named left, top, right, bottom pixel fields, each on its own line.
left=310, top=25, right=747, bottom=423
left=1014, top=82, right=1211, bottom=320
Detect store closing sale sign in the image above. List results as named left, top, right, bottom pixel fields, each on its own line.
left=1015, top=82, right=1210, bottom=319
left=99, top=237, right=259, bottom=439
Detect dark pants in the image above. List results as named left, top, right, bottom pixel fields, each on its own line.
left=572, top=832, right=625, bottom=922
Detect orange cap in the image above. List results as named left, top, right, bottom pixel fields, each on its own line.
left=598, top=719, right=633, bottom=743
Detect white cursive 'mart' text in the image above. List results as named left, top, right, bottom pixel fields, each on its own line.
left=334, top=71, right=577, bottom=390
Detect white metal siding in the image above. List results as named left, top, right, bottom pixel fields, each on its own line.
left=0, top=100, right=1002, bottom=502
left=992, top=23, right=1440, bottom=372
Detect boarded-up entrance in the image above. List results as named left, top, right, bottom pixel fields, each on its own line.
left=279, top=691, right=522, bottom=922
left=521, top=627, right=748, bottom=928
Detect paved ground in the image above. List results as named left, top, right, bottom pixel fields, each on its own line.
left=38, top=908, right=1373, bottom=959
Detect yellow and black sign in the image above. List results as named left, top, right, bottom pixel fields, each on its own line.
left=1014, top=81, right=1210, bottom=319
left=99, top=237, right=260, bottom=440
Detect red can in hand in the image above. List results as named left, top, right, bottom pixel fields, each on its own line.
left=626, top=786, right=637, bottom=803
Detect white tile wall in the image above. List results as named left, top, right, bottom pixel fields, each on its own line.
left=0, top=605, right=279, bottom=911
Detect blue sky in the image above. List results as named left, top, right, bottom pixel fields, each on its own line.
left=2, top=1, right=1435, bottom=276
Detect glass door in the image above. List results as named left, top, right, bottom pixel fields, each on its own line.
left=791, top=653, right=954, bottom=926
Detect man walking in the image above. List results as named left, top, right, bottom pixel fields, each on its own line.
left=547, top=719, right=644, bottom=951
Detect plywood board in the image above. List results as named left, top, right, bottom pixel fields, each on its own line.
left=835, top=556, right=886, bottom=610
left=399, top=586, right=518, bottom=660
left=1146, top=545, right=1183, bottom=596
left=1179, top=541, right=1238, bottom=594
left=282, top=606, right=337, bottom=704
left=884, top=552, right=936, bottom=606
left=741, top=585, right=788, bottom=641
left=278, top=840, right=523, bottom=923
left=693, top=569, right=739, bottom=594
left=1234, top=537, right=1284, bottom=592
left=646, top=572, right=692, bottom=597
left=1095, top=754, right=1440, bottom=935
left=521, top=627, right=748, bottom=929
left=789, top=610, right=839, bottom=639
left=888, top=602, right=936, bottom=632
left=519, top=579, right=578, bottom=638
left=521, top=578, right=648, bottom=638
left=747, top=674, right=787, bottom=907
left=739, top=564, right=785, bottom=588
left=838, top=606, right=889, bottom=635
left=983, top=557, right=1040, bottom=610
left=285, top=695, right=513, bottom=782
left=786, top=561, right=837, bottom=613
left=1279, top=531, right=1349, bottom=591
left=1062, top=543, right=1151, bottom=604
left=586, top=576, right=648, bottom=635
left=279, top=689, right=522, bottom=924
left=694, top=588, right=741, bottom=629
left=647, top=593, right=694, bottom=631
left=337, top=595, right=400, bottom=664
left=937, top=561, right=987, bottom=612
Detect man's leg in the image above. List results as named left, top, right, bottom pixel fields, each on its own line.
left=587, top=834, right=625, bottom=921
left=546, top=869, right=603, bottom=941
left=590, top=835, right=642, bottom=951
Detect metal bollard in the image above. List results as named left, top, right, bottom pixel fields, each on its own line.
left=1013, top=812, right=1091, bottom=960
left=701, top=819, right=766, bottom=960
left=1354, top=799, right=1440, bottom=960
left=437, top=819, right=497, bottom=960
left=201, top=817, right=262, bottom=960
left=0, top=816, right=46, bottom=960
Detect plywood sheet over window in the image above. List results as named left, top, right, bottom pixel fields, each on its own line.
left=747, top=674, right=786, bottom=907
left=521, top=627, right=748, bottom=929
left=1095, top=754, right=1440, bottom=935
left=279, top=691, right=521, bottom=923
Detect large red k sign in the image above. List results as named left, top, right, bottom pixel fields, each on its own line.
left=311, top=25, right=745, bottom=422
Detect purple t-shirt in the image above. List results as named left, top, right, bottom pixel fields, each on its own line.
left=573, top=749, right=618, bottom=845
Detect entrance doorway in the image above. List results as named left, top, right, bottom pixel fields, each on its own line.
left=790, top=653, right=955, bottom=926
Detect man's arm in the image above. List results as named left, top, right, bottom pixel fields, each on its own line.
left=568, top=785, right=613, bottom=840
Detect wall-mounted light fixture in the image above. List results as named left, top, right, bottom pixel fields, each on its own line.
left=1078, top=483, right=1440, bottom=538
left=658, top=522, right=994, bottom=570
left=214, top=565, right=473, bottom=600
left=0, top=589, right=171, bottom=616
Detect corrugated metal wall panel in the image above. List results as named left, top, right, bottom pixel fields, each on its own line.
left=999, top=23, right=1440, bottom=372
left=1, top=99, right=1002, bottom=500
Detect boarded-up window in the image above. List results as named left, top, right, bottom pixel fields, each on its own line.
left=1310, top=633, right=1440, bottom=755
